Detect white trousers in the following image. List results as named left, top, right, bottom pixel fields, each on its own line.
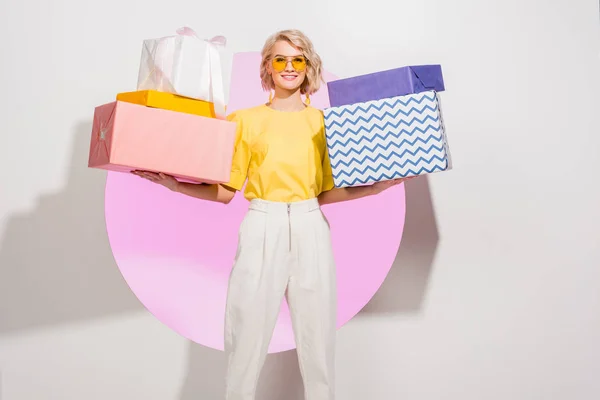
left=224, top=198, right=337, bottom=400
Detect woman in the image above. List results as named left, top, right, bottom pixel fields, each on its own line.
left=134, top=29, right=410, bottom=400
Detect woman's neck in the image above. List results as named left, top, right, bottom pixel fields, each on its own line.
left=269, top=88, right=306, bottom=112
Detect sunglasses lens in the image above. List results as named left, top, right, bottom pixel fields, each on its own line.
left=272, top=57, right=287, bottom=72
left=292, top=57, right=306, bottom=71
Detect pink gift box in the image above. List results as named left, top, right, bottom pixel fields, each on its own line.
left=88, top=101, right=236, bottom=183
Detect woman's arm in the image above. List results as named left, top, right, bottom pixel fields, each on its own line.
left=317, top=185, right=374, bottom=205
left=175, top=181, right=236, bottom=204
left=131, top=171, right=236, bottom=204
left=318, top=177, right=413, bottom=205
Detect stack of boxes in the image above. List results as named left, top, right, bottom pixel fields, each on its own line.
left=324, top=65, right=452, bottom=188
left=88, top=29, right=451, bottom=189
left=88, top=27, right=236, bottom=184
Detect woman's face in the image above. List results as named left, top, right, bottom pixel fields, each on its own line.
left=268, top=40, right=307, bottom=93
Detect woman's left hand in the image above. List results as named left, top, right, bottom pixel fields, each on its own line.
left=131, top=170, right=180, bottom=192
left=370, top=176, right=416, bottom=195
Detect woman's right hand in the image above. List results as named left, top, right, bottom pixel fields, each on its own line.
left=131, top=170, right=179, bottom=192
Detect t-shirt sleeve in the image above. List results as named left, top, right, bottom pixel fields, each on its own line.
left=221, top=112, right=251, bottom=191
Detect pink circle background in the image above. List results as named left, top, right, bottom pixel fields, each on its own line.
left=105, top=52, right=406, bottom=353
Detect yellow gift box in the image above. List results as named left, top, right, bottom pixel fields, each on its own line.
left=116, top=90, right=216, bottom=118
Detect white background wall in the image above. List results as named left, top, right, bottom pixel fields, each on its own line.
left=1, top=0, right=599, bottom=399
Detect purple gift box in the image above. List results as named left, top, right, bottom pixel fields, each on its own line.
left=326, top=65, right=445, bottom=107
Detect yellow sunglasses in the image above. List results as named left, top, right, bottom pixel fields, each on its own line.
left=271, top=55, right=308, bottom=72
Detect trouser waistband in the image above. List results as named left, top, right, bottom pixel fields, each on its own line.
left=248, top=198, right=320, bottom=214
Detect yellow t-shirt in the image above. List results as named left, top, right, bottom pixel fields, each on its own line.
left=222, top=104, right=335, bottom=202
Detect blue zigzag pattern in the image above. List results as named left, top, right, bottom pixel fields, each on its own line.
left=324, top=92, right=436, bottom=119
left=330, top=141, right=445, bottom=170
left=335, top=164, right=447, bottom=187
left=324, top=90, right=450, bottom=188
left=332, top=153, right=447, bottom=181
left=329, top=133, right=442, bottom=159
left=327, top=122, right=441, bottom=149
left=325, top=107, right=438, bottom=131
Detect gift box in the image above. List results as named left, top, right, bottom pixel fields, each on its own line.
left=136, top=27, right=231, bottom=117
left=88, top=101, right=236, bottom=183
left=324, top=90, right=452, bottom=188
left=116, top=90, right=216, bottom=118
left=327, top=65, right=444, bottom=107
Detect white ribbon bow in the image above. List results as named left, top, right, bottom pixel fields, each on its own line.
left=176, top=27, right=227, bottom=118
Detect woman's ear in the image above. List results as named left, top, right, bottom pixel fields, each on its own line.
left=265, top=59, right=272, bottom=75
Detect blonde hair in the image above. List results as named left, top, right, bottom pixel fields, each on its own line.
left=260, top=29, right=324, bottom=95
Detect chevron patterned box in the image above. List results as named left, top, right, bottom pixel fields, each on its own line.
left=327, top=65, right=445, bottom=107
left=324, top=90, right=452, bottom=188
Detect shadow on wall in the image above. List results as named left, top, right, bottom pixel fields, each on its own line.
left=178, top=343, right=304, bottom=400
left=0, top=122, right=142, bottom=334
left=0, top=119, right=438, bottom=398
left=360, top=175, right=440, bottom=315
left=0, top=121, right=311, bottom=399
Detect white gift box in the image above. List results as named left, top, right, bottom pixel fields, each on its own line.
left=324, top=90, right=452, bottom=188
left=136, top=27, right=231, bottom=117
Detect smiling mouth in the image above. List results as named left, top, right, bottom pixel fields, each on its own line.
left=281, top=75, right=298, bottom=81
